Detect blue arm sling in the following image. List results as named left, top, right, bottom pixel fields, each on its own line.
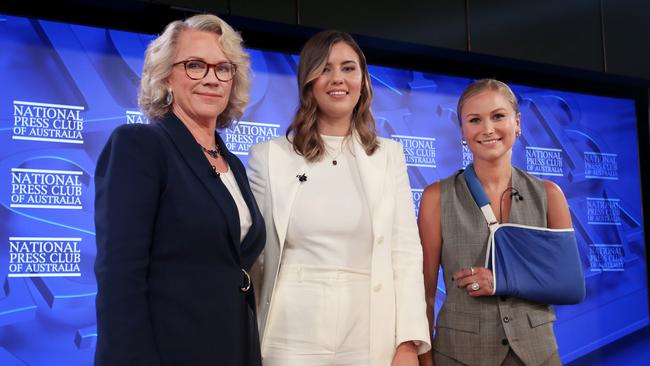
left=463, top=164, right=586, bottom=305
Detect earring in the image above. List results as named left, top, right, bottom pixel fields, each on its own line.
left=165, top=88, right=174, bottom=106
left=516, top=130, right=522, bottom=138
left=461, top=138, right=467, bottom=146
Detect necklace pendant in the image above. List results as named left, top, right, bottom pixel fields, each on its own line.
left=332, top=160, right=338, bottom=166
left=200, top=144, right=221, bottom=159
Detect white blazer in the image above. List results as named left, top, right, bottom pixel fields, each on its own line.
left=247, top=135, right=431, bottom=365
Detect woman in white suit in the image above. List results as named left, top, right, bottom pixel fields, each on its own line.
left=248, top=30, right=430, bottom=366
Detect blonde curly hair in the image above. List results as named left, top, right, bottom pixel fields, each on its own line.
left=138, top=14, right=251, bottom=128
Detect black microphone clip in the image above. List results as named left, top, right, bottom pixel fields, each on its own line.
left=296, top=173, right=307, bottom=183
left=510, top=189, right=523, bottom=201
left=211, top=165, right=220, bottom=178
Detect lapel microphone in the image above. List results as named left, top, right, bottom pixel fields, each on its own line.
left=296, top=173, right=307, bottom=183
left=500, top=187, right=524, bottom=222
left=211, top=165, right=220, bottom=178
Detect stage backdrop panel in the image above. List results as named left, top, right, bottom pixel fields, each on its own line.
left=0, top=13, right=647, bottom=366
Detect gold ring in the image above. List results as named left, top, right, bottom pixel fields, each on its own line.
left=470, top=266, right=475, bottom=276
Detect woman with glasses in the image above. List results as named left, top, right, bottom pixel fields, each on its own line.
left=94, top=14, right=265, bottom=366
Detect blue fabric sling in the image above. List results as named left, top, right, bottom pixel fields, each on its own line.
left=463, top=164, right=586, bottom=305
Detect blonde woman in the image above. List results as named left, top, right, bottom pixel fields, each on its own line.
left=418, top=79, right=571, bottom=366
left=94, top=14, right=265, bottom=365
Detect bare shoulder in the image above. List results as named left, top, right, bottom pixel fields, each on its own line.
left=422, top=182, right=441, bottom=202
left=543, top=179, right=567, bottom=203
left=543, top=179, right=572, bottom=228
left=419, top=182, right=442, bottom=252
left=419, top=182, right=441, bottom=217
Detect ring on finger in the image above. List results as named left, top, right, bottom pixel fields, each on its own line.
left=470, top=266, right=475, bottom=276
left=470, top=282, right=480, bottom=291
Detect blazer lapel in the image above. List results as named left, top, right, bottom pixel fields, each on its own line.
left=159, top=114, right=240, bottom=252
left=268, top=139, right=309, bottom=251
left=221, top=133, right=264, bottom=262
left=352, top=133, right=387, bottom=225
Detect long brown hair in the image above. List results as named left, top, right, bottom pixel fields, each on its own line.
left=286, top=30, right=379, bottom=161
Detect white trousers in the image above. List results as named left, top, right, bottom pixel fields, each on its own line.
left=262, top=264, right=371, bottom=366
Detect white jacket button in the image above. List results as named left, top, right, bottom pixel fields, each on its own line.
left=376, top=236, right=384, bottom=245
left=373, top=283, right=382, bottom=292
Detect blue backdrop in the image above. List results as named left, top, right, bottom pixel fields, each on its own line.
left=0, top=13, right=647, bottom=365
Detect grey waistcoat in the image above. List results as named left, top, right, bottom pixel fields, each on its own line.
left=433, top=167, right=558, bottom=366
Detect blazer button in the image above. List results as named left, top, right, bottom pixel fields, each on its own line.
left=376, top=236, right=384, bottom=245
left=503, top=316, right=510, bottom=323
left=373, top=283, right=382, bottom=292
left=502, top=338, right=509, bottom=346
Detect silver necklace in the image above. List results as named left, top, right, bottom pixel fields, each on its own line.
left=324, top=137, right=347, bottom=166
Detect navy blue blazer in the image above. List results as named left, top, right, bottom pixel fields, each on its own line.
left=94, top=113, right=265, bottom=366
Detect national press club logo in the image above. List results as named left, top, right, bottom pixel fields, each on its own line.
left=223, top=121, right=280, bottom=155
left=584, top=152, right=618, bottom=180
left=586, top=197, right=621, bottom=226
left=391, top=135, right=436, bottom=168
left=525, top=146, right=563, bottom=176
left=8, top=237, right=82, bottom=277
left=12, top=100, right=85, bottom=144
left=10, top=168, right=84, bottom=209
left=588, top=244, right=625, bottom=272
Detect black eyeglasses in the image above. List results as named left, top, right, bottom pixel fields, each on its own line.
left=172, top=59, right=237, bottom=82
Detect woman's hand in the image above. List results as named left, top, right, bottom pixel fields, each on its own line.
left=392, top=341, right=419, bottom=366
left=452, top=266, right=494, bottom=297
